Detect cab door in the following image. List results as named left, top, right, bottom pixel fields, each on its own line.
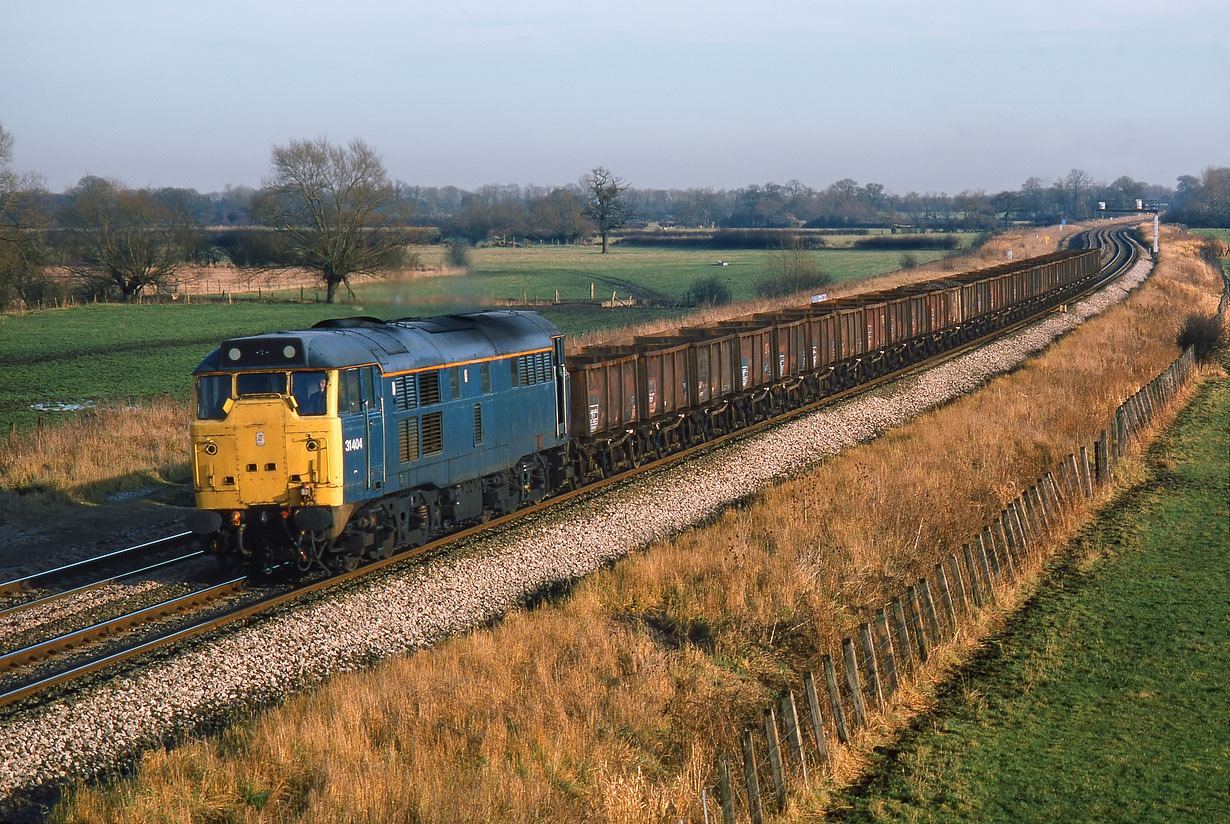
left=339, top=366, right=386, bottom=497
left=361, top=366, right=386, bottom=491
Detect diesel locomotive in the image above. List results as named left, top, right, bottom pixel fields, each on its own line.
left=187, top=248, right=1102, bottom=574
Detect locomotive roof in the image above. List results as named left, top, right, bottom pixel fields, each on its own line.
left=192, top=310, right=561, bottom=375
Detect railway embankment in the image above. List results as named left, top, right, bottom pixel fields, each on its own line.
left=7, top=228, right=1225, bottom=822
left=821, top=342, right=1230, bottom=822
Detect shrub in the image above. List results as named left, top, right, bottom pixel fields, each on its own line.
left=685, top=275, right=731, bottom=307
left=446, top=241, right=471, bottom=269
left=900, top=252, right=919, bottom=269
left=1176, top=312, right=1226, bottom=363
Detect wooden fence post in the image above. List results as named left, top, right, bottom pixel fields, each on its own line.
left=822, top=655, right=851, bottom=745
left=934, top=563, right=958, bottom=634
left=1011, top=498, right=1033, bottom=556
left=961, top=544, right=984, bottom=609
left=998, top=513, right=1021, bottom=571
left=890, top=596, right=914, bottom=672
left=781, top=691, right=808, bottom=782
left=990, top=522, right=1016, bottom=582
left=976, top=541, right=997, bottom=603
left=977, top=532, right=1000, bottom=582
left=1096, top=429, right=1110, bottom=484
left=918, top=579, right=944, bottom=642
left=802, top=671, right=831, bottom=768
left=1079, top=445, right=1094, bottom=497
left=1003, top=514, right=1023, bottom=570
left=718, top=754, right=736, bottom=824
left=947, top=554, right=970, bottom=616
left=858, top=623, right=886, bottom=712
left=1018, top=491, right=1038, bottom=548
left=841, top=639, right=867, bottom=728
left=763, top=708, right=786, bottom=809
left=1047, top=470, right=1068, bottom=512
left=1032, top=485, right=1051, bottom=537
left=741, top=730, right=763, bottom=824
left=873, top=609, right=899, bottom=694
left=1067, top=453, right=1084, bottom=500
left=1043, top=472, right=1064, bottom=519
left=904, top=586, right=929, bottom=662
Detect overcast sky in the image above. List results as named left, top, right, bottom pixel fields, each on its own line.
left=3, top=0, right=1226, bottom=195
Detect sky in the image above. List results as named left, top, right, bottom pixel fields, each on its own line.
left=2, top=0, right=1227, bottom=195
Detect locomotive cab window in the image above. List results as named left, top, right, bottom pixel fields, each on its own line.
left=195, top=374, right=232, bottom=420
left=236, top=371, right=287, bottom=396
left=338, top=368, right=363, bottom=414
left=291, top=371, right=329, bottom=416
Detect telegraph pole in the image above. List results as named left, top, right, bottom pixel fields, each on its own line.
left=1098, top=199, right=1168, bottom=259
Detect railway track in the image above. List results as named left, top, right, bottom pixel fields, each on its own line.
left=0, top=228, right=1142, bottom=712
left=0, top=531, right=196, bottom=604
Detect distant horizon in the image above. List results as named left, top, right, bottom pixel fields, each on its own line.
left=4, top=1, right=1226, bottom=196
left=2, top=162, right=1204, bottom=199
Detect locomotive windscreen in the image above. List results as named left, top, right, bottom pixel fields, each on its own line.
left=221, top=336, right=306, bottom=368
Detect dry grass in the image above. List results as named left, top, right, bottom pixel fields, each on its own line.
left=0, top=397, right=191, bottom=519
left=48, top=226, right=1228, bottom=822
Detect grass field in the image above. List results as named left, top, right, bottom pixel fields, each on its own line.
left=820, top=352, right=1230, bottom=823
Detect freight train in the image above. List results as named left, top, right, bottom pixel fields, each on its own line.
left=186, top=248, right=1101, bottom=574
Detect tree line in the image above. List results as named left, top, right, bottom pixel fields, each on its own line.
left=1, top=121, right=1227, bottom=308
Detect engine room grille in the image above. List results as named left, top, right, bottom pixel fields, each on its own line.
left=473, top=403, right=483, bottom=444
left=418, top=372, right=441, bottom=405
left=399, top=417, right=419, bottom=462
left=421, top=411, right=444, bottom=455
left=395, top=375, right=418, bottom=409
left=517, top=351, right=551, bottom=385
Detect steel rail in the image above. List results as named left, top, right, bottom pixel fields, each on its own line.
left=0, top=231, right=1140, bottom=711
left=0, top=578, right=246, bottom=674
left=0, top=551, right=206, bottom=620
left=0, top=532, right=194, bottom=598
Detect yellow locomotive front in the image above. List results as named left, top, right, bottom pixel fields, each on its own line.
left=191, top=369, right=344, bottom=511
left=187, top=337, right=350, bottom=571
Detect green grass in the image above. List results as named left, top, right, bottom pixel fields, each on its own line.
left=0, top=303, right=373, bottom=432
left=823, top=358, right=1230, bottom=822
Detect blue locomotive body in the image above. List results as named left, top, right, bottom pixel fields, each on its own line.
left=189, top=311, right=570, bottom=573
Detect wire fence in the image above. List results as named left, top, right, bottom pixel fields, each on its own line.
left=706, top=341, right=1205, bottom=824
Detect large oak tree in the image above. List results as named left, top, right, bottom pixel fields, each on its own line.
left=582, top=166, right=632, bottom=254
left=255, top=138, right=407, bottom=303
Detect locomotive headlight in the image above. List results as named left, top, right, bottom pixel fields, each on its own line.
left=203, top=442, right=218, bottom=456
left=306, top=439, right=319, bottom=452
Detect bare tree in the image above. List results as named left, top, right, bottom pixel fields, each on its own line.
left=58, top=176, right=193, bottom=302
left=254, top=138, right=407, bottom=303
left=582, top=166, right=632, bottom=253
left=0, top=124, right=50, bottom=308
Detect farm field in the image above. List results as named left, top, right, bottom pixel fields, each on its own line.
left=274, top=244, right=961, bottom=306
left=821, top=350, right=1230, bottom=823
